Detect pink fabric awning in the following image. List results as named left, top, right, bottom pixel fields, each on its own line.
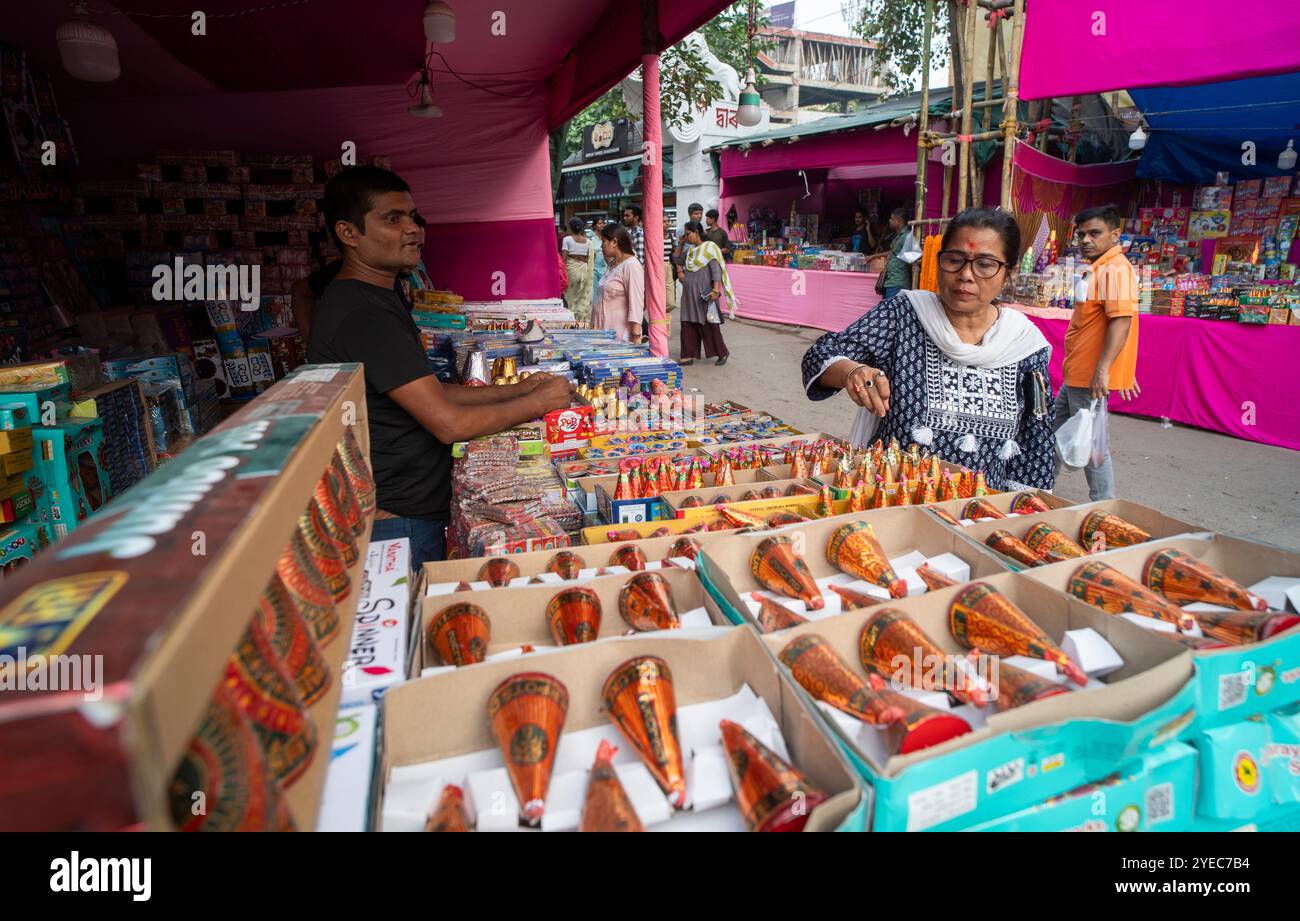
left=720, top=126, right=920, bottom=178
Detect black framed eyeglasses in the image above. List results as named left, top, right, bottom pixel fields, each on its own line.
left=938, top=250, right=1007, bottom=279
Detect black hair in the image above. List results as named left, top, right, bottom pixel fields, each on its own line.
left=1074, top=204, right=1122, bottom=231
left=940, top=207, right=1021, bottom=265
left=624, top=204, right=642, bottom=220
left=568, top=217, right=585, bottom=234
left=593, top=215, right=607, bottom=227
left=705, top=208, right=719, bottom=220
left=601, top=223, right=635, bottom=256
left=890, top=207, right=908, bottom=223
left=688, top=202, right=704, bottom=214
left=323, top=166, right=411, bottom=248
left=682, top=220, right=705, bottom=238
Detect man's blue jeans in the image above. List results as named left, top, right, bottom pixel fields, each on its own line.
left=370, top=516, right=448, bottom=568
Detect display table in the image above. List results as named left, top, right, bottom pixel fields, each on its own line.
left=727, top=263, right=881, bottom=332
left=1012, top=304, right=1300, bottom=452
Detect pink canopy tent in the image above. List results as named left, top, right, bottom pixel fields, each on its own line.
left=4, top=0, right=732, bottom=305
left=1018, top=2, right=1300, bottom=100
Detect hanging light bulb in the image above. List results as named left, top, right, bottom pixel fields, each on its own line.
left=423, top=1, right=456, bottom=43
left=56, top=1, right=120, bottom=82
left=737, top=68, right=762, bottom=128
left=1279, top=140, right=1298, bottom=171
left=408, top=71, right=442, bottom=118
left=1127, top=125, right=1148, bottom=151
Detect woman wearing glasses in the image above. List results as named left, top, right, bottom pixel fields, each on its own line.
left=801, top=208, right=1055, bottom=491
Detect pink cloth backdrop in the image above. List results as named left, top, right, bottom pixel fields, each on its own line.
left=727, top=264, right=880, bottom=332
left=1018, top=307, right=1300, bottom=452
left=1012, top=142, right=1138, bottom=222
left=1018, top=2, right=1300, bottom=100
left=720, top=125, right=921, bottom=177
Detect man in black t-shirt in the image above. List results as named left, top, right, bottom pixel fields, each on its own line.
left=308, top=167, right=572, bottom=565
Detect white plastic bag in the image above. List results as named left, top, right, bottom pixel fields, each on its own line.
left=899, top=230, right=924, bottom=265
left=1090, top=399, right=1109, bottom=468
left=1056, top=399, right=1097, bottom=470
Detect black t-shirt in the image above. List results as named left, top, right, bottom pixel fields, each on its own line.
left=307, top=279, right=450, bottom=518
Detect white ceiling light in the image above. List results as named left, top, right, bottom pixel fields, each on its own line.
left=424, top=1, right=456, bottom=43
left=1279, top=139, right=1297, bottom=171
left=408, top=71, right=442, bottom=118
left=56, top=1, right=120, bottom=82
left=737, top=68, right=762, bottom=128
left=1128, top=125, right=1148, bottom=151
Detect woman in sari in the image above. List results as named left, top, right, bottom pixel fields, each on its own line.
left=590, top=216, right=608, bottom=312
left=678, top=221, right=737, bottom=366
left=561, top=217, right=592, bottom=324
left=592, top=224, right=644, bottom=342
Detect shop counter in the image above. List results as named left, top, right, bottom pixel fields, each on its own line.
left=727, top=263, right=882, bottom=333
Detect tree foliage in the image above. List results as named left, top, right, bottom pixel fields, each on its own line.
left=845, top=0, right=951, bottom=96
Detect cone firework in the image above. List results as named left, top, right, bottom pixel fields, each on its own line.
left=826, top=521, right=906, bottom=598
left=761, top=485, right=783, bottom=500
left=1010, top=491, right=1051, bottom=515
left=985, top=530, right=1045, bottom=568
left=834, top=460, right=852, bottom=491
left=428, top=602, right=492, bottom=666
left=425, top=784, right=472, bottom=832
left=614, top=471, right=633, bottom=501
left=716, top=454, right=735, bottom=487
left=602, top=657, right=687, bottom=808
left=170, top=682, right=295, bottom=832
left=667, top=536, right=701, bottom=562
left=546, top=550, right=586, bottom=580
left=788, top=448, right=807, bottom=479
left=739, top=489, right=761, bottom=502
left=579, top=741, right=644, bottom=832
left=932, top=507, right=961, bottom=527
left=609, top=544, right=648, bottom=571
left=963, top=498, right=1005, bottom=521
left=859, top=609, right=989, bottom=707
left=751, top=592, right=810, bottom=633
left=778, top=634, right=904, bottom=726
left=828, top=583, right=888, bottom=612
left=864, top=672, right=974, bottom=755
left=297, top=500, right=351, bottom=603
left=1079, top=511, right=1151, bottom=551
left=1166, top=633, right=1231, bottom=651
left=647, top=527, right=672, bottom=538
left=845, top=483, right=865, bottom=513
left=973, top=471, right=988, bottom=497
left=544, top=587, right=602, bottom=646
left=1144, top=550, right=1269, bottom=612
left=1023, top=523, right=1087, bottom=561
left=339, top=426, right=377, bottom=515
left=689, top=460, right=704, bottom=490
left=787, top=482, right=817, bottom=497
left=606, top=529, right=641, bottom=542
left=980, top=655, right=1070, bottom=711
left=657, top=461, right=675, bottom=495
left=751, top=536, right=824, bottom=610
left=488, top=672, right=569, bottom=823
left=916, top=563, right=957, bottom=591
left=919, top=477, right=938, bottom=505
left=937, top=471, right=956, bottom=502
left=681, top=495, right=706, bottom=508
left=225, top=617, right=318, bottom=786
left=768, top=511, right=811, bottom=527
left=312, top=466, right=359, bottom=566
left=257, top=571, right=331, bottom=706
left=929, top=456, right=942, bottom=481
left=870, top=476, right=888, bottom=509
left=817, top=484, right=833, bottom=518
left=642, top=475, right=661, bottom=499
left=949, top=582, right=1087, bottom=685
left=478, top=557, right=520, bottom=587
left=1068, top=562, right=1197, bottom=631
left=619, top=572, right=680, bottom=632
left=328, top=451, right=366, bottom=539
left=277, top=529, right=340, bottom=646
left=675, top=468, right=689, bottom=492
left=720, top=719, right=828, bottom=832
left=1181, top=607, right=1299, bottom=646
left=718, top=504, right=767, bottom=530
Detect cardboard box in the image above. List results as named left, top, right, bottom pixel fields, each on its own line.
left=0, top=382, right=71, bottom=426
left=340, top=538, right=413, bottom=707
left=752, top=570, right=1195, bottom=831
left=924, top=489, right=1072, bottom=528
left=378, top=628, right=867, bottom=831
left=1192, top=708, right=1300, bottom=820
left=946, top=499, right=1203, bottom=569
left=315, top=703, right=379, bottom=832
left=1022, top=533, right=1300, bottom=730
left=1, top=449, right=31, bottom=476
left=0, top=521, right=46, bottom=578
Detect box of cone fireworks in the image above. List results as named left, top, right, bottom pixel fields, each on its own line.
left=315, top=703, right=379, bottom=832
left=1022, top=533, right=1300, bottom=731
left=738, top=562, right=1195, bottom=831
left=945, top=499, right=1203, bottom=570
left=923, top=488, right=1074, bottom=534
left=378, top=627, right=867, bottom=832
left=1192, top=706, right=1300, bottom=820
left=661, top=478, right=824, bottom=519
left=0, top=382, right=71, bottom=426
left=0, top=521, right=46, bottom=579
left=581, top=515, right=760, bottom=546
left=341, top=538, right=413, bottom=707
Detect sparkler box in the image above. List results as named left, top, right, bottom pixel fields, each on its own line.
left=1190, top=707, right=1300, bottom=821
left=946, top=499, right=1203, bottom=570
left=962, top=741, right=1196, bottom=832
left=316, top=703, right=379, bottom=832
left=414, top=566, right=732, bottom=674
left=378, top=627, right=868, bottom=831
left=1021, top=533, right=1300, bottom=731
left=740, top=569, right=1195, bottom=832
left=661, top=478, right=823, bottom=518
left=340, top=538, right=412, bottom=707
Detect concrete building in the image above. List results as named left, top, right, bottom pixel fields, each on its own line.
left=755, top=26, right=887, bottom=125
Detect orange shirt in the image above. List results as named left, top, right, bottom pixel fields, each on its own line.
left=1061, top=244, right=1139, bottom=390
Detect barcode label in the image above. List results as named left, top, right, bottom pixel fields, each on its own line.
left=1145, top=782, right=1174, bottom=825
left=1218, top=671, right=1249, bottom=711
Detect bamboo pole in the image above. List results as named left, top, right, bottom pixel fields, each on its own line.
left=1001, top=0, right=1026, bottom=210
left=929, top=128, right=1003, bottom=143
left=914, top=0, right=935, bottom=227
left=976, top=9, right=997, bottom=206
left=957, top=0, right=976, bottom=211
left=1067, top=95, right=1082, bottom=162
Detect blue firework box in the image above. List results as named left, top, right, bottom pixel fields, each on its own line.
left=1021, top=533, right=1300, bottom=732
left=698, top=543, right=1198, bottom=832
left=1190, top=704, right=1300, bottom=821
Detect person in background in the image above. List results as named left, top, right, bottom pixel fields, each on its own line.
left=880, top=208, right=912, bottom=299
left=309, top=166, right=573, bottom=565
left=673, top=202, right=705, bottom=283
left=593, top=224, right=644, bottom=343
left=622, top=204, right=645, bottom=264
left=678, top=220, right=736, bottom=366
left=849, top=208, right=879, bottom=257
left=705, top=208, right=731, bottom=261
left=1053, top=204, right=1141, bottom=501
left=561, top=217, right=592, bottom=325
left=590, top=216, right=609, bottom=310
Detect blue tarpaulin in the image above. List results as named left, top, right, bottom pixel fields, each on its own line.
left=1133, top=72, right=1300, bottom=184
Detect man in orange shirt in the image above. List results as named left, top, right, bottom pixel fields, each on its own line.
left=1053, top=205, right=1141, bottom=500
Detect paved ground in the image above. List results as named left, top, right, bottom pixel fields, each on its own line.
left=674, top=316, right=1300, bottom=552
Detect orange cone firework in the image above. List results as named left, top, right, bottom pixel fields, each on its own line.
left=973, top=471, right=988, bottom=497
left=1010, top=491, right=1051, bottom=515
left=257, top=571, right=331, bottom=707
left=488, top=672, right=569, bottom=824
left=818, top=484, right=834, bottom=518
left=932, top=507, right=961, bottom=526
left=865, top=672, right=974, bottom=754
left=606, top=529, right=641, bottom=541
left=681, top=495, right=706, bottom=509
left=957, top=469, right=975, bottom=499
left=1186, top=608, right=1300, bottom=646
left=751, top=536, right=824, bottom=610
left=614, top=471, right=633, bottom=501
left=547, top=550, right=586, bottom=580
left=718, top=504, right=768, bottom=530
left=787, top=482, right=817, bottom=497
left=297, top=500, right=351, bottom=603
left=826, top=521, right=906, bottom=598
left=426, top=785, right=472, bottom=832
left=916, top=563, right=957, bottom=591
left=828, top=583, right=888, bottom=612
left=1068, top=561, right=1198, bottom=631
left=761, top=485, right=783, bottom=500
left=720, top=719, right=828, bottom=832
left=225, top=617, right=317, bottom=786
left=428, top=602, right=492, bottom=666
left=870, top=476, right=888, bottom=509
left=716, top=454, right=735, bottom=487
left=479, top=558, right=520, bottom=587
left=657, top=461, right=675, bottom=494
left=918, top=477, right=938, bottom=505
left=649, top=527, right=674, bottom=539
left=667, top=536, right=701, bottom=561
left=847, top=482, right=867, bottom=513
left=579, top=741, right=643, bottom=832
left=1166, top=632, right=1232, bottom=651
left=936, top=471, right=957, bottom=502
left=751, top=591, right=810, bottom=633
left=339, top=426, right=377, bottom=514
left=985, top=530, right=1046, bottom=568
left=962, top=498, right=1005, bottom=521
left=738, top=489, right=760, bottom=502
left=768, top=511, right=811, bottom=527
left=619, top=572, right=680, bottom=632
left=979, top=654, right=1070, bottom=711
left=790, top=449, right=809, bottom=480
left=1079, top=511, right=1151, bottom=551
left=609, top=544, right=648, bottom=571
left=276, top=529, right=340, bottom=647
left=546, top=587, right=602, bottom=645
left=778, top=634, right=904, bottom=727
left=1023, top=523, right=1087, bottom=561
left=1144, top=550, right=1269, bottom=612
left=602, top=657, right=687, bottom=808
left=859, top=609, right=989, bottom=707
left=949, top=583, right=1087, bottom=685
